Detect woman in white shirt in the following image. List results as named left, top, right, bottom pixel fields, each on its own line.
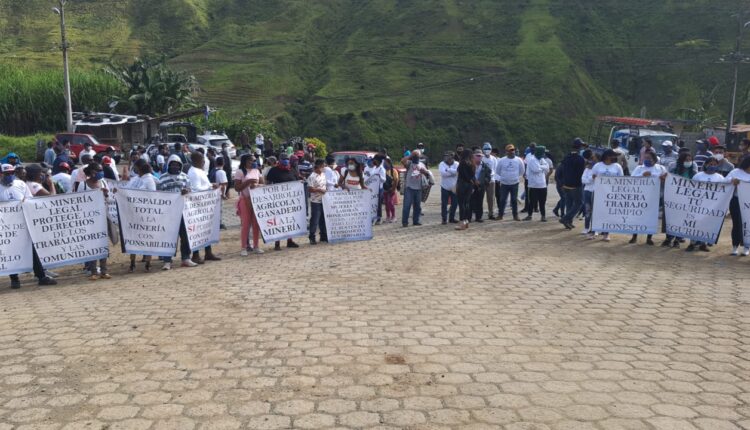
left=629, top=151, right=667, bottom=245
left=580, top=150, right=597, bottom=238
left=727, top=157, right=750, bottom=256
left=591, top=149, right=624, bottom=242
left=124, top=159, right=157, bottom=272
left=687, top=157, right=731, bottom=252
left=77, top=162, right=112, bottom=281
left=523, top=146, right=550, bottom=222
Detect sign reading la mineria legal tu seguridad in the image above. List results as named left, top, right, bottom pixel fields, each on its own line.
left=664, top=174, right=734, bottom=244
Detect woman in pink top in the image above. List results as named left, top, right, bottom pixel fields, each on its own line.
left=234, top=154, right=264, bottom=256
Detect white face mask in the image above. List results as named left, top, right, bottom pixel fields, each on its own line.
left=714, top=154, right=724, bottom=162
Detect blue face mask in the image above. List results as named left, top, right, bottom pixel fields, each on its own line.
left=251, top=162, right=259, bottom=169
left=705, top=165, right=718, bottom=174
left=643, top=159, right=653, bottom=167
left=2, top=174, right=15, bottom=186
left=94, top=172, right=105, bottom=181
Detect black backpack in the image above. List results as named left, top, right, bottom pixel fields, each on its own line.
left=383, top=173, right=394, bottom=191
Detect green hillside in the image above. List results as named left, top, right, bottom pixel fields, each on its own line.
left=1, top=0, right=746, bottom=154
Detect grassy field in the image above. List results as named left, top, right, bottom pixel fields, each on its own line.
left=0, top=0, right=745, bottom=155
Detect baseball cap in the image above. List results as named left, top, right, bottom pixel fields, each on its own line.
left=59, top=162, right=71, bottom=171
left=707, top=136, right=720, bottom=146
left=102, top=156, right=112, bottom=165
left=482, top=142, right=492, bottom=151
left=1, top=164, right=15, bottom=173
left=661, top=140, right=673, bottom=147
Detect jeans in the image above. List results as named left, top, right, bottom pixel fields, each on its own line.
left=554, top=183, right=565, bottom=217
left=583, top=190, right=594, bottom=230
left=457, top=181, right=473, bottom=221
left=485, top=181, right=495, bottom=217
left=498, top=183, right=519, bottom=217
left=86, top=258, right=108, bottom=275
left=562, top=187, right=583, bottom=225
left=440, top=187, right=458, bottom=222
left=402, top=187, right=422, bottom=225
left=471, top=185, right=485, bottom=220
left=309, top=202, right=327, bottom=241
left=528, top=188, right=547, bottom=218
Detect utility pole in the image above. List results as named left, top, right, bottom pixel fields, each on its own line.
left=53, top=0, right=73, bottom=132
left=724, top=11, right=750, bottom=139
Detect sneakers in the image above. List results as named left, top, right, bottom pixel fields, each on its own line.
left=181, top=259, right=198, bottom=267
left=253, top=248, right=265, bottom=254
left=38, top=277, right=57, bottom=286
left=743, top=247, right=750, bottom=257
left=240, top=249, right=249, bottom=257
left=162, top=262, right=172, bottom=270
left=602, top=234, right=611, bottom=242
left=731, top=247, right=739, bottom=256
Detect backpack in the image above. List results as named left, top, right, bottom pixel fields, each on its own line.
left=383, top=173, right=394, bottom=192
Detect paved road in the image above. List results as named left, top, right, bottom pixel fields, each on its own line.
left=1, top=185, right=749, bottom=430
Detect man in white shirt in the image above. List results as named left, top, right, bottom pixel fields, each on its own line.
left=323, top=155, right=340, bottom=192
left=439, top=151, right=459, bottom=224
left=80, top=142, right=97, bottom=161
left=307, top=159, right=328, bottom=244
left=364, top=156, right=387, bottom=224
left=187, top=152, right=221, bottom=263
left=481, top=142, right=498, bottom=219
left=52, top=162, right=72, bottom=193
left=494, top=144, right=525, bottom=221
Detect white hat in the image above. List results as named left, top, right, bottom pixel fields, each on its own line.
left=662, top=140, right=674, bottom=147
left=1, top=164, right=15, bottom=173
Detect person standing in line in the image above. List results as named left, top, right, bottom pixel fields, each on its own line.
left=711, top=145, right=735, bottom=177
left=220, top=142, right=233, bottom=197
left=439, top=151, right=459, bottom=224
left=213, top=156, right=229, bottom=200
left=523, top=146, right=550, bottom=222
left=611, top=139, right=630, bottom=176
left=455, top=149, right=476, bottom=231
left=267, top=153, right=301, bottom=251
left=553, top=158, right=566, bottom=219
left=590, top=149, right=624, bottom=242
left=187, top=152, right=222, bottom=263
left=1, top=164, right=58, bottom=289
left=481, top=143, right=498, bottom=219
left=659, top=141, right=678, bottom=171
left=727, top=157, right=750, bottom=256
left=661, top=152, right=696, bottom=248
left=26, top=163, right=56, bottom=198
left=693, top=139, right=713, bottom=172
left=124, top=159, right=158, bottom=272
left=76, top=162, right=111, bottom=281
left=580, top=150, right=597, bottom=238
left=495, top=144, right=525, bottom=221
left=382, top=157, right=399, bottom=223
left=235, top=154, right=265, bottom=256
left=339, top=158, right=366, bottom=190
left=400, top=151, right=429, bottom=227
left=323, top=155, right=340, bottom=192
left=364, top=155, right=387, bottom=224
left=687, top=157, right=731, bottom=252
left=52, top=162, right=72, bottom=194
left=629, top=151, right=667, bottom=245
left=559, top=139, right=586, bottom=229
left=470, top=149, right=492, bottom=223
left=307, top=159, right=328, bottom=245
left=80, top=142, right=96, bottom=161
left=158, top=155, right=194, bottom=269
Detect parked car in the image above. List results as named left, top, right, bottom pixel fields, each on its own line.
left=196, top=131, right=237, bottom=158
left=331, top=151, right=407, bottom=193
left=54, top=133, right=122, bottom=164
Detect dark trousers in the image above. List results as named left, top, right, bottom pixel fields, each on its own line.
left=440, top=187, right=458, bottom=222
left=9, top=248, right=46, bottom=283
left=562, top=187, right=583, bottom=224
left=554, top=183, right=566, bottom=217
left=528, top=188, right=547, bottom=217
left=521, top=179, right=530, bottom=212
left=309, top=202, right=327, bottom=240
left=402, top=187, right=422, bottom=225
left=498, top=183, right=519, bottom=217
left=471, top=185, right=485, bottom=220
left=730, top=196, right=744, bottom=248
left=376, top=189, right=383, bottom=221
left=165, top=221, right=192, bottom=262
left=457, top=181, right=473, bottom=221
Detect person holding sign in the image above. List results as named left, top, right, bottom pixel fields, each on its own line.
left=628, top=151, right=667, bottom=245
left=187, top=152, right=222, bottom=263
left=123, top=159, right=157, bottom=272
left=76, top=163, right=112, bottom=280
left=1, top=164, right=57, bottom=289
left=580, top=150, right=597, bottom=239
left=685, top=157, right=731, bottom=252
left=591, top=149, right=624, bottom=242
left=157, top=155, right=194, bottom=269
left=661, top=152, right=697, bottom=248
left=307, top=159, right=328, bottom=245
left=726, top=157, right=750, bottom=256
left=235, top=154, right=265, bottom=256
left=26, top=164, right=56, bottom=198
left=267, top=153, right=301, bottom=251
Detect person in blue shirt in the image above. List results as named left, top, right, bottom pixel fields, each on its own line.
left=0, top=152, right=21, bottom=166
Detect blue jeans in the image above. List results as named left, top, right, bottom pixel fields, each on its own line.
left=498, top=183, right=519, bottom=217
left=562, top=187, right=583, bottom=224
left=440, top=187, right=458, bottom=222
left=402, top=187, right=422, bottom=225
left=309, top=202, right=326, bottom=241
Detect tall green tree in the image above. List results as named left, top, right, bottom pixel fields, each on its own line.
left=105, top=57, right=198, bottom=115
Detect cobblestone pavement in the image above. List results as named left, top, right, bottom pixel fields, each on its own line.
left=1, top=185, right=750, bottom=430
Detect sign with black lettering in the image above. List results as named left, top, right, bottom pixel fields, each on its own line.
left=0, top=201, right=33, bottom=276
left=250, top=182, right=307, bottom=242
left=739, top=182, right=750, bottom=247
left=22, top=190, right=109, bottom=269
left=592, top=176, right=660, bottom=234
left=323, top=190, right=373, bottom=243
left=664, top=174, right=733, bottom=244
left=182, top=189, right=222, bottom=251
left=114, top=188, right=184, bottom=257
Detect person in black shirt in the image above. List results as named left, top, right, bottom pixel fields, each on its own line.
left=265, top=154, right=301, bottom=251
left=455, top=149, right=476, bottom=230
left=559, top=138, right=586, bottom=230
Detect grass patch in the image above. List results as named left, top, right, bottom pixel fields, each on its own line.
left=0, top=134, right=53, bottom=162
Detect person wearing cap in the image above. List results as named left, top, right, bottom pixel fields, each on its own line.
left=80, top=142, right=96, bottom=160
left=51, top=141, right=73, bottom=175
left=559, top=138, right=586, bottom=229
left=523, top=145, right=550, bottom=222
left=101, top=156, right=118, bottom=180
left=1, top=164, right=58, bottom=289
left=0, top=152, right=21, bottom=166
left=494, top=144, right=525, bottom=221
left=266, top=153, right=302, bottom=250
left=438, top=151, right=459, bottom=224
left=52, top=162, right=72, bottom=193
left=480, top=143, right=498, bottom=219
left=659, top=140, right=678, bottom=171
left=401, top=150, right=430, bottom=227
left=693, top=139, right=713, bottom=172
left=469, top=149, right=492, bottom=222
left=710, top=145, right=735, bottom=176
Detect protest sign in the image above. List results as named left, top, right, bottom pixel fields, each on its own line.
left=115, top=188, right=184, bottom=257
left=104, top=179, right=127, bottom=225
left=0, top=201, right=33, bottom=276
left=182, top=189, right=222, bottom=251
left=22, top=190, right=109, bottom=269
left=323, top=189, right=373, bottom=243
left=591, top=176, right=661, bottom=234
left=664, top=174, right=733, bottom=244
left=250, top=182, right=307, bottom=242
left=364, top=174, right=381, bottom=223
left=739, top=182, right=750, bottom=247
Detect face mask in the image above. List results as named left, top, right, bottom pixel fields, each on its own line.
left=411, top=155, right=420, bottom=163
left=483, top=149, right=491, bottom=156
left=366, top=160, right=373, bottom=167
left=1, top=175, right=14, bottom=186
left=705, top=165, right=718, bottom=174
left=94, top=172, right=105, bottom=181
left=168, top=165, right=181, bottom=175
left=664, top=148, right=672, bottom=154
left=714, top=154, right=724, bottom=162
left=347, top=164, right=356, bottom=171
left=251, top=162, right=259, bottom=169
left=644, top=159, right=653, bottom=167
left=683, top=161, right=693, bottom=168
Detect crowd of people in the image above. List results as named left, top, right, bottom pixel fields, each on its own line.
left=2, top=134, right=750, bottom=290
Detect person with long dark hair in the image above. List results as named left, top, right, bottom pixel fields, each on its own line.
left=339, top=158, right=366, bottom=190
left=124, top=159, right=157, bottom=272
left=77, top=162, right=112, bottom=281
left=661, top=151, right=695, bottom=248
left=455, top=149, right=476, bottom=231
left=235, top=153, right=264, bottom=256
